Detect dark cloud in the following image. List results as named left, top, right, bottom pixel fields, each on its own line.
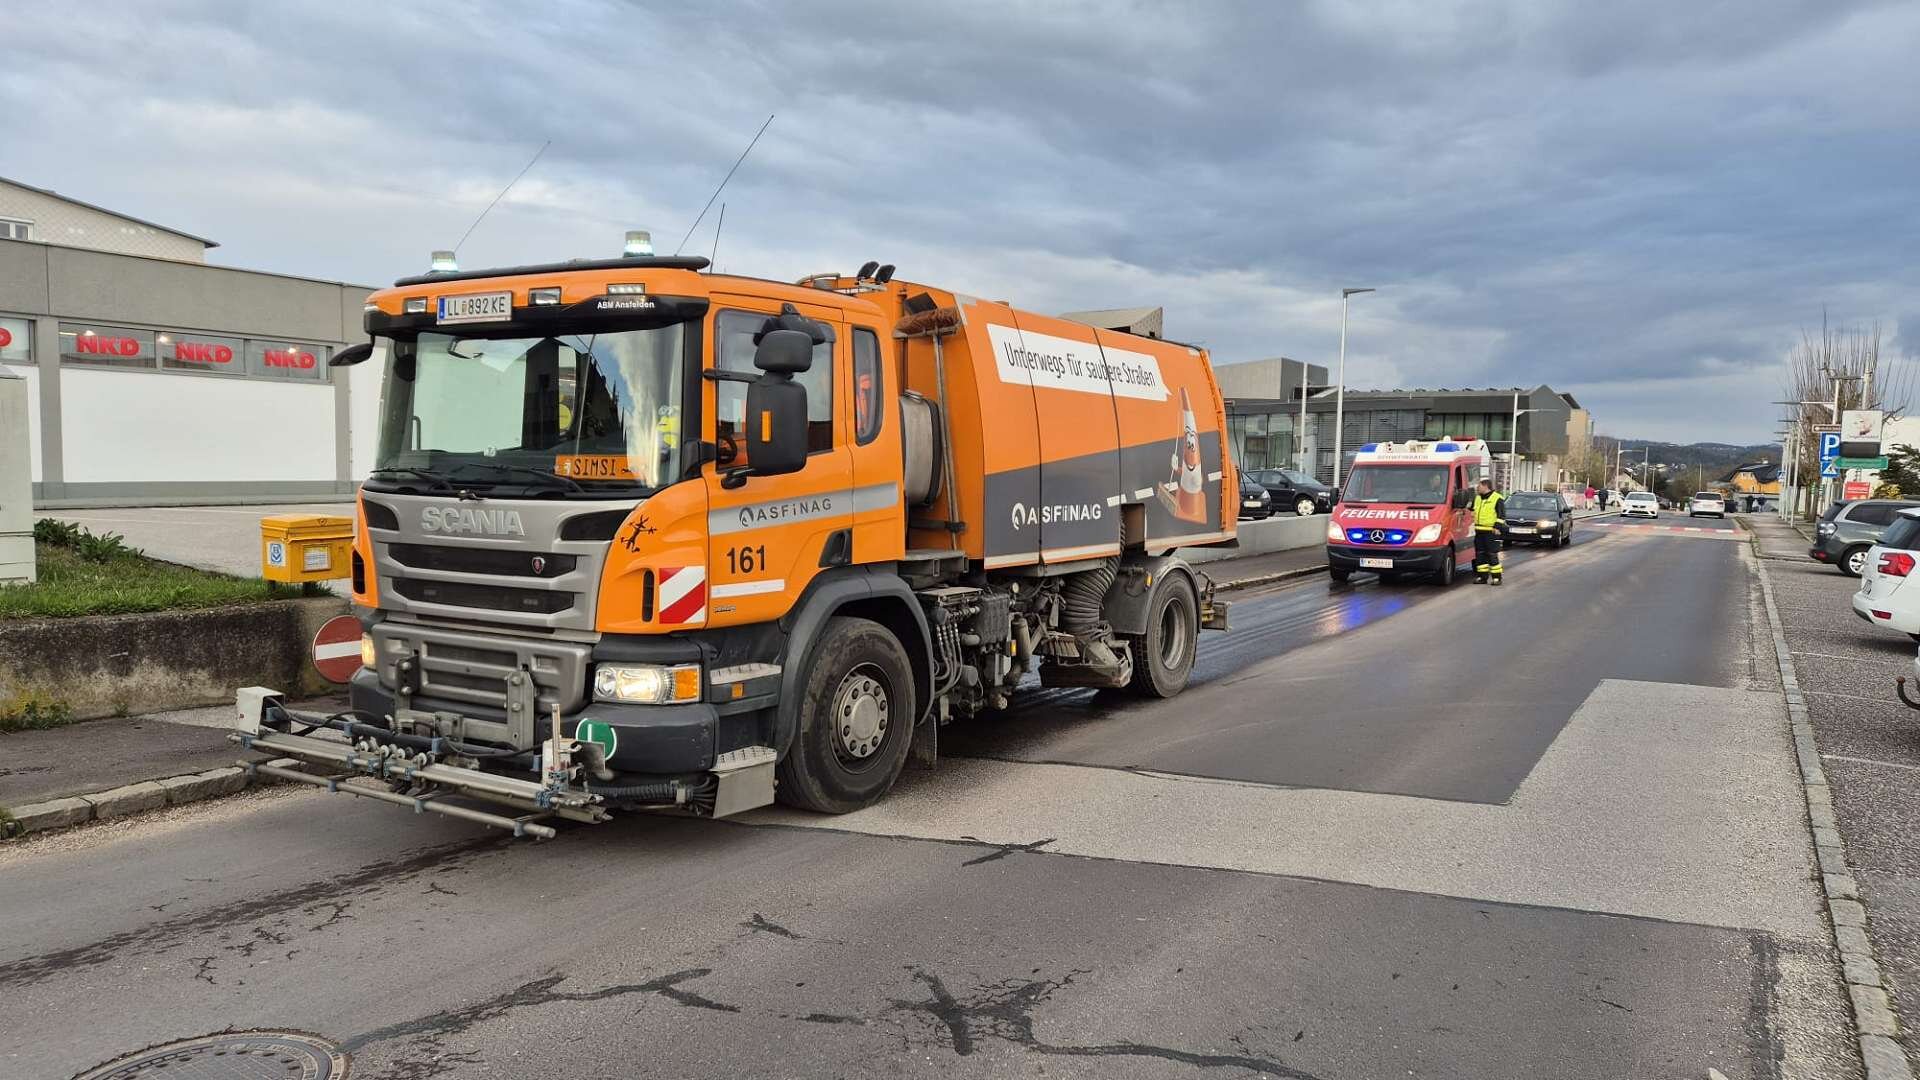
left=2, top=0, right=1915, bottom=442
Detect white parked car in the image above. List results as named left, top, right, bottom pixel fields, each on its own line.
left=1853, top=509, right=1920, bottom=640
left=1688, top=492, right=1726, bottom=518
left=1621, top=491, right=1659, bottom=518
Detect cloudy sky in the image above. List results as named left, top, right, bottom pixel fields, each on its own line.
left=6, top=0, right=1917, bottom=443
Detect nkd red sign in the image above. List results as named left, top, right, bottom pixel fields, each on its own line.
left=261, top=347, right=317, bottom=370
left=75, top=334, right=142, bottom=356
left=172, top=341, right=236, bottom=365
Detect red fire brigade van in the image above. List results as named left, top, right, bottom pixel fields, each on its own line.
left=1324, top=438, right=1492, bottom=586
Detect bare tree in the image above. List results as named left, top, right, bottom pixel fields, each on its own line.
left=1779, top=313, right=1909, bottom=518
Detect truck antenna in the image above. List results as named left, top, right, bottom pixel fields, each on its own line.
left=676, top=114, right=773, bottom=255
left=453, top=139, right=551, bottom=256
left=709, top=202, right=726, bottom=272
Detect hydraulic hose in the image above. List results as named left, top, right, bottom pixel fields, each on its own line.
left=1060, top=558, right=1118, bottom=631
left=583, top=779, right=682, bottom=802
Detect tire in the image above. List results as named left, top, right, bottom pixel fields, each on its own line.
left=1434, top=545, right=1456, bottom=586
left=1294, top=497, right=1317, bottom=517
left=1842, top=545, right=1870, bottom=578
left=1560, top=528, right=1572, bottom=547
left=1123, top=576, right=1199, bottom=698
left=775, top=616, right=915, bottom=814
left=1329, top=567, right=1351, bottom=583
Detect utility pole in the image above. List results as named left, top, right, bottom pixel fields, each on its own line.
left=1330, top=287, right=1375, bottom=489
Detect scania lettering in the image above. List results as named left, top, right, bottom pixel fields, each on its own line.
left=1324, top=438, right=1491, bottom=587
left=233, top=247, right=1236, bottom=838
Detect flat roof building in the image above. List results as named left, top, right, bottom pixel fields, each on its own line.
left=0, top=177, right=375, bottom=507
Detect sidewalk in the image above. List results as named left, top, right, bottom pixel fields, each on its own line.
left=1740, top=512, right=1817, bottom=561
left=1, top=694, right=342, bottom=837
left=53, top=503, right=355, bottom=589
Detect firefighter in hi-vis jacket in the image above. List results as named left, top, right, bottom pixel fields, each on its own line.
left=1472, top=478, right=1507, bottom=585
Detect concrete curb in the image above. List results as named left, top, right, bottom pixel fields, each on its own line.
left=1753, top=552, right=1916, bottom=1079
left=1, top=756, right=316, bottom=840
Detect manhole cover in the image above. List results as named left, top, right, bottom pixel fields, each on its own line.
left=73, top=1032, right=347, bottom=1079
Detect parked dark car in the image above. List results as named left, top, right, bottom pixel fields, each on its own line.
left=1247, top=467, right=1334, bottom=516
left=1500, top=490, right=1575, bottom=547
left=1811, top=499, right=1920, bottom=576
left=1237, top=473, right=1273, bottom=520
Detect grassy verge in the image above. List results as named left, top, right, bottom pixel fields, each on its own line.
left=0, top=540, right=290, bottom=620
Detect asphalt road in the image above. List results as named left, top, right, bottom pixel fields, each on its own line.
left=0, top=527, right=1858, bottom=1080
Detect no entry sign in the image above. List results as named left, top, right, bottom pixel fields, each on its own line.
left=312, top=615, right=364, bottom=684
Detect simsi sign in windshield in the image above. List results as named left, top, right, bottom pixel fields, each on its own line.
left=986, top=325, right=1168, bottom=402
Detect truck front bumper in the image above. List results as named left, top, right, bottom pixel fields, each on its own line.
left=1326, top=543, right=1453, bottom=574
left=349, top=667, right=723, bottom=775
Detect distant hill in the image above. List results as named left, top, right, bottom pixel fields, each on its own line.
left=1614, top=440, right=1777, bottom=480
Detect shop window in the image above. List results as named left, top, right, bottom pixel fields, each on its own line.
left=0, top=316, right=30, bottom=365
left=58, top=322, right=156, bottom=370
left=0, top=218, right=31, bottom=242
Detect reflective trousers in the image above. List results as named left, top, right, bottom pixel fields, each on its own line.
left=1473, top=530, right=1503, bottom=577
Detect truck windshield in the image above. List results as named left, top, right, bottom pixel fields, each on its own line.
left=372, top=326, right=686, bottom=494
left=1342, top=464, right=1448, bottom=505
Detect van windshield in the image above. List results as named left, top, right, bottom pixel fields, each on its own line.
left=1342, top=464, right=1448, bottom=505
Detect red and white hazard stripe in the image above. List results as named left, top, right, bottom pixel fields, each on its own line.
left=657, top=566, right=707, bottom=625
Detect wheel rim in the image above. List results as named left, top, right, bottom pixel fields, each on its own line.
left=1296, top=498, right=1315, bottom=516
left=832, top=664, right=891, bottom=768
left=1157, top=595, right=1190, bottom=671
left=1850, top=550, right=1867, bottom=574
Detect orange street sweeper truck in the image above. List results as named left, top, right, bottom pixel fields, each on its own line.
left=233, top=245, right=1235, bottom=837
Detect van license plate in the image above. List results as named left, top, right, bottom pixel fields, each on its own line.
left=437, top=292, right=512, bottom=324
left=1359, top=557, right=1393, bottom=569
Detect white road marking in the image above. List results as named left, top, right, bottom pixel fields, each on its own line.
left=1822, top=753, right=1920, bottom=774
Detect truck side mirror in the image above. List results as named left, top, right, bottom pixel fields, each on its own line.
left=725, top=331, right=812, bottom=489
left=330, top=342, right=375, bottom=367
left=753, top=328, right=813, bottom=374
left=738, top=378, right=808, bottom=482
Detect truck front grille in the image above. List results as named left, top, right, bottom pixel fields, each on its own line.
left=391, top=578, right=575, bottom=615
left=388, top=543, right=578, bottom=579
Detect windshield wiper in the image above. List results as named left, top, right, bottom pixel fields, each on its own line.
left=368, top=466, right=458, bottom=494
left=449, top=462, right=587, bottom=494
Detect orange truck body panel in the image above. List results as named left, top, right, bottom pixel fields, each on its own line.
left=359, top=267, right=1235, bottom=636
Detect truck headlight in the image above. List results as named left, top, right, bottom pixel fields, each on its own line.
left=360, top=633, right=376, bottom=669
left=1326, top=520, right=1344, bottom=542
left=1413, top=523, right=1443, bottom=543
left=593, top=663, right=701, bottom=704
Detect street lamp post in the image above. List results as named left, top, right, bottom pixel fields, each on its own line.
left=1330, top=287, right=1375, bottom=490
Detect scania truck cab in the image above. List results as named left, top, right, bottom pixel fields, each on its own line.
left=234, top=246, right=1235, bottom=837
left=1323, top=439, right=1491, bottom=586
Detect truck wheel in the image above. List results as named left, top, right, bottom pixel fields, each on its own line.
left=1123, top=576, right=1198, bottom=698
left=776, top=616, right=915, bottom=814
left=1329, top=567, right=1351, bottom=583
left=1434, top=545, right=1456, bottom=586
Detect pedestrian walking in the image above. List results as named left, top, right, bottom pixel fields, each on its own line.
left=1584, top=484, right=1596, bottom=510
left=1472, top=478, right=1507, bottom=585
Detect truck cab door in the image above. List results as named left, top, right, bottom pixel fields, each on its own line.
left=702, top=300, right=853, bottom=629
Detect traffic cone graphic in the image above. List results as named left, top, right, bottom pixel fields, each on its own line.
left=1162, top=388, right=1210, bottom=524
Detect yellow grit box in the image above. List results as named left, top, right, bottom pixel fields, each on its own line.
left=259, top=514, right=354, bottom=582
